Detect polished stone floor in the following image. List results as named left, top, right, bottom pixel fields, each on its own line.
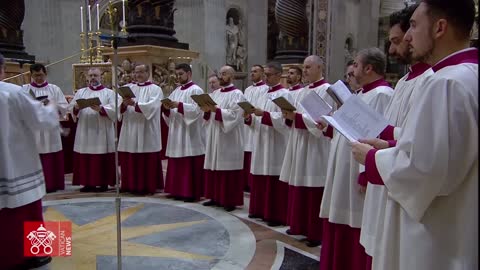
left=34, top=170, right=320, bottom=270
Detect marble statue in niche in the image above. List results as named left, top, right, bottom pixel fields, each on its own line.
left=226, top=17, right=239, bottom=67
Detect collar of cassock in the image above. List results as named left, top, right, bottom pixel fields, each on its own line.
left=361, top=78, right=390, bottom=93
left=30, top=81, right=48, bottom=88
left=221, top=84, right=236, bottom=92
left=289, top=84, right=303, bottom=91
left=432, top=47, right=478, bottom=73
left=180, top=81, right=195, bottom=90
left=309, top=79, right=328, bottom=89
left=406, top=62, right=431, bottom=81
left=268, top=84, right=283, bottom=93
left=253, top=80, right=266, bottom=87
left=137, top=81, right=153, bottom=86
left=88, top=84, right=105, bottom=91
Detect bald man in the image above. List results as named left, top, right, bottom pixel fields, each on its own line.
left=202, top=65, right=247, bottom=212
left=280, top=55, right=334, bottom=247
left=70, top=67, right=119, bottom=192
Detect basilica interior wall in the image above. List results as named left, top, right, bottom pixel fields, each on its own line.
left=22, top=0, right=82, bottom=94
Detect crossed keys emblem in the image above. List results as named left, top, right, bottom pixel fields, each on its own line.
left=26, top=224, right=56, bottom=255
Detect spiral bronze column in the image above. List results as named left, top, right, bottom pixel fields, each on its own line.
left=0, top=0, right=35, bottom=60
left=273, top=0, right=308, bottom=63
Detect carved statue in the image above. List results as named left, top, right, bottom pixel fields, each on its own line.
left=117, top=58, right=135, bottom=86
left=226, top=17, right=239, bottom=67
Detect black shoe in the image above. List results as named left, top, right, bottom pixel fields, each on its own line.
left=24, top=256, right=52, bottom=269
left=286, top=229, right=295, bottom=235
left=224, top=206, right=236, bottom=212
left=166, top=194, right=175, bottom=199
left=79, top=186, right=94, bottom=192
left=248, top=214, right=260, bottom=219
left=306, top=240, right=321, bottom=247
left=267, top=221, right=282, bottom=227
left=202, top=200, right=216, bottom=206
left=183, top=197, right=195, bottom=202
left=96, top=186, right=108, bottom=192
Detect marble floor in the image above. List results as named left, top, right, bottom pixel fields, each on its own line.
left=34, top=172, right=321, bottom=270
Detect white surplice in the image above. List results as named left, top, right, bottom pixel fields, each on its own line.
left=360, top=66, right=433, bottom=256
left=250, top=86, right=290, bottom=176
left=319, top=83, right=393, bottom=228
left=70, top=86, right=119, bottom=154
left=22, top=82, right=68, bottom=154
left=118, top=82, right=162, bottom=153
left=203, top=85, right=246, bottom=170
left=279, top=80, right=333, bottom=187
left=373, top=49, right=478, bottom=270
left=164, top=82, right=206, bottom=157
left=243, top=81, right=269, bottom=152
left=0, top=82, right=59, bottom=209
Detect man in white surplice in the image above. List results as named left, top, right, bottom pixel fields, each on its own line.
left=202, top=65, right=246, bottom=212
left=118, top=64, right=163, bottom=195
left=163, top=63, right=206, bottom=202
left=245, top=62, right=290, bottom=226
left=0, top=53, right=58, bottom=269
left=355, top=5, right=433, bottom=267
left=70, top=67, right=118, bottom=192
left=319, top=48, right=393, bottom=270
left=352, top=1, right=478, bottom=269
left=279, top=55, right=333, bottom=247
left=242, top=65, right=269, bottom=191
left=22, top=63, right=68, bottom=193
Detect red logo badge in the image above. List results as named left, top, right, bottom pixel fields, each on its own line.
left=24, top=221, right=72, bottom=257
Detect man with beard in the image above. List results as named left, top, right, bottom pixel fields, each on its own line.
left=242, top=65, right=269, bottom=191
left=118, top=64, right=163, bottom=195
left=70, top=67, right=118, bottom=192
left=352, top=1, right=477, bottom=269
left=246, top=62, right=290, bottom=226
left=286, top=66, right=303, bottom=91
left=356, top=5, right=434, bottom=268
left=280, top=55, right=334, bottom=247
left=22, top=63, right=69, bottom=193
left=163, top=63, right=206, bottom=202
left=345, top=60, right=361, bottom=93
left=202, top=65, right=246, bottom=212
left=319, top=47, right=393, bottom=270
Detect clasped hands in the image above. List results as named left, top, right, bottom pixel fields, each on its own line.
left=351, top=138, right=390, bottom=165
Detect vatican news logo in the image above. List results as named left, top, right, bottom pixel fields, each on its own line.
left=24, top=222, right=72, bottom=257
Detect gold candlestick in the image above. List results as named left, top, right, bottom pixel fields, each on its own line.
left=87, top=31, right=94, bottom=64
left=79, top=32, right=88, bottom=63
left=95, top=31, right=103, bottom=63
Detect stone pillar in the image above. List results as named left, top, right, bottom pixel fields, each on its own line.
left=247, top=0, right=268, bottom=70
left=0, top=0, right=34, bottom=61
left=273, top=0, right=309, bottom=63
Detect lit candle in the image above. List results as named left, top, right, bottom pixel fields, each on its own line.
left=96, top=4, right=100, bottom=30
left=88, top=5, right=92, bottom=32
left=80, top=6, right=84, bottom=32
left=122, top=0, right=126, bottom=27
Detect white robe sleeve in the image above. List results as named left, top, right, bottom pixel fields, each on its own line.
left=380, top=77, right=478, bottom=222
left=102, top=91, right=121, bottom=121
left=180, top=88, right=204, bottom=126
left=15, top=91, right=59, bottom=131
left=215, top=93, right=246, bottom=133
left=136, top=89, right=162, bottom=121
left=53, top=85, right=69, bottom=117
